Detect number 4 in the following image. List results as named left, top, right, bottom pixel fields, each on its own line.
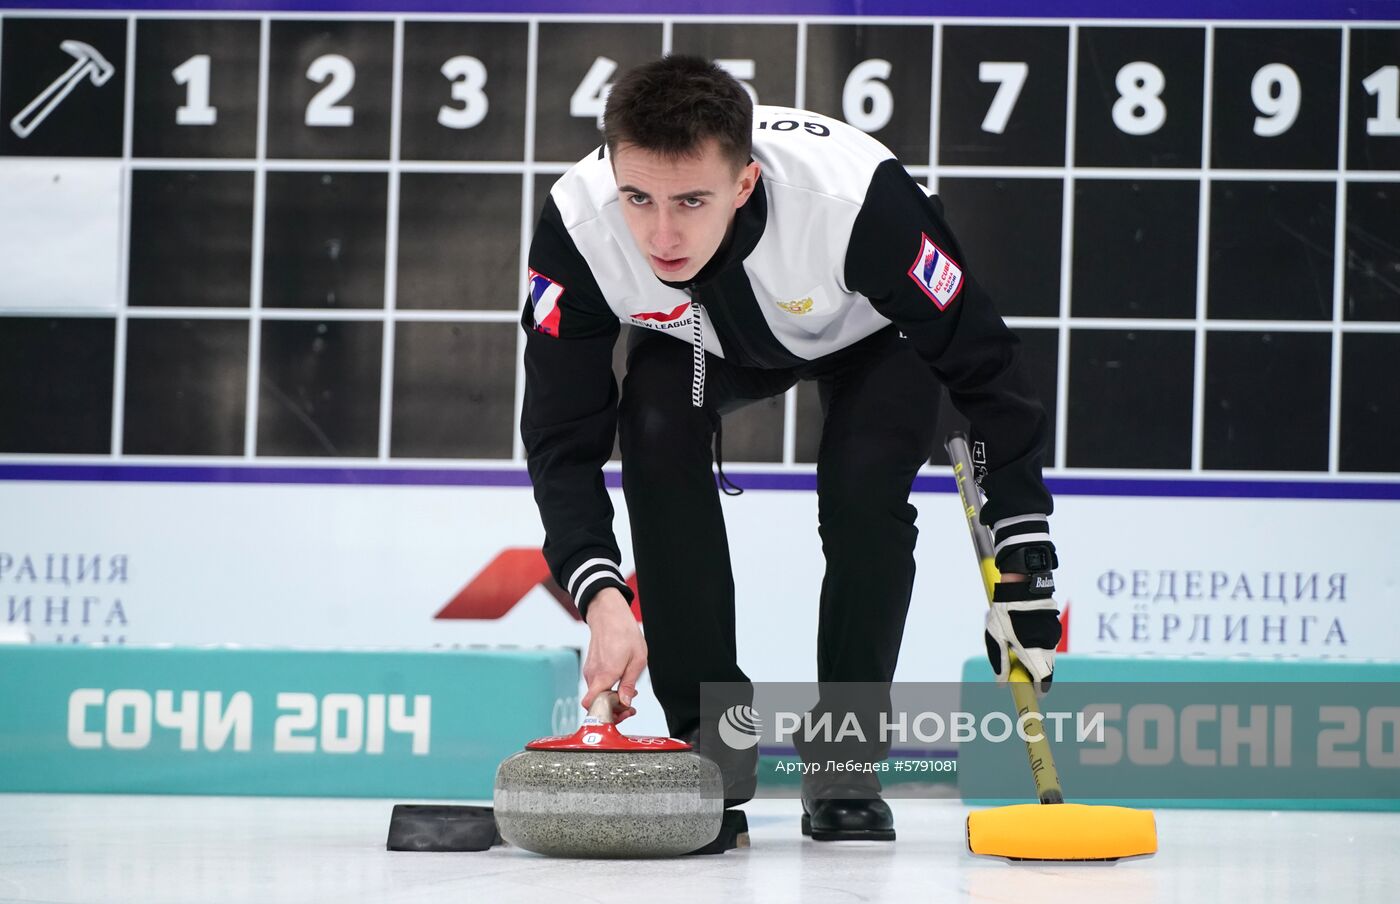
left=571, top=56, right=617, bottom=129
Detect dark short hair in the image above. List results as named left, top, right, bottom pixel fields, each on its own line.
left=603, top=55, right=753, bottom=172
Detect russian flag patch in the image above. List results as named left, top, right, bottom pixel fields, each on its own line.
left=908, top=234, right=964, bottom=311
left=527, top=269, right=565, bottom=336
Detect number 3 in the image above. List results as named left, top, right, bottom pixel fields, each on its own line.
left=438, top=55, right=488, bottom=129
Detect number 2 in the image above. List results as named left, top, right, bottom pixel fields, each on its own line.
left=306, top=54, right=355, bottom=128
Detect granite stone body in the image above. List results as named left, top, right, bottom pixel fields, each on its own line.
left=493, top=749, right=723, bottom=858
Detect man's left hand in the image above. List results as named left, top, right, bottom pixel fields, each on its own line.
left=985, top=573, right=1061, bottom=695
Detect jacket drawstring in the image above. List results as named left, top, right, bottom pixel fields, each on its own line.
left=691, top=300, right=742, bottom=496
left=690, top=300, right=706, bottom=409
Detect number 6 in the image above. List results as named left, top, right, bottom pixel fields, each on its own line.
left=842, top=59, right=894, bottom=133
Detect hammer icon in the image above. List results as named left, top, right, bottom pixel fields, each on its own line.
left=10, top=40, right=115, bottom=139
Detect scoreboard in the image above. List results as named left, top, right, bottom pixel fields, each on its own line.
left=0, top=12, right=1396, bottom=477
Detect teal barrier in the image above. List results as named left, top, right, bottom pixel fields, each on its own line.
left=0, top=645, right=579, bottom=799
left=957, top=655, right=1400, bottom=811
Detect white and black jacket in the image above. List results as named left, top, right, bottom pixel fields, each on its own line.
left=521, top=106, right=1054, bottom=617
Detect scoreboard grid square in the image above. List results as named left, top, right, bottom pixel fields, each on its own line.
left=122, top=317, right=249, bottom=456
left=0, top=12, right=1396, bottom=478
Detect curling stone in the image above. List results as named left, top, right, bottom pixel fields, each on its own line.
left=493, top=691, right=723, bottom=857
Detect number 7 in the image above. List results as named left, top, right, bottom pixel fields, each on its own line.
left=978, top=61, right=1029, bottom=135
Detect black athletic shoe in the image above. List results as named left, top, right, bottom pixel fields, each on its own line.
left=800, top=794, right=896, bottom=842
left=677, top=727, right=758, bottom=809
left=686, top=809, right=750, bottom=855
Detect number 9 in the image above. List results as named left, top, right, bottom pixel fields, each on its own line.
left=1251, top=62, right=1300, bottom=138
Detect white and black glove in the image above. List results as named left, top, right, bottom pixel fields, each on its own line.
left=985, top=537, right=1061, bottom=694
left=985, top=582, right=1061, bottom=694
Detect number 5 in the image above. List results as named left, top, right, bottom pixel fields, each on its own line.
left=715, top=59, right=758, bottom=105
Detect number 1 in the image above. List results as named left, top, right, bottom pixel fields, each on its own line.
left=172, top=55, right=217, bottom=127
left=1363, top=66, right=1400, bottom=137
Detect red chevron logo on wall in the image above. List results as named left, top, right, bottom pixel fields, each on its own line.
left=434, top=548, right=642, bottom=622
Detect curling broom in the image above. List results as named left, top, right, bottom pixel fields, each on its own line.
left=946, top=433, right=1157, bottom=862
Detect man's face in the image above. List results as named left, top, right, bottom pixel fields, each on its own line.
left=612, top=138, right=761, bottom=283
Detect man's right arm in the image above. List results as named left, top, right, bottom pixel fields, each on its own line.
left=520, top=194, right=634, bottom=621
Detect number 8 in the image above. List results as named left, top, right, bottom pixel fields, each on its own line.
left=1112, top=61, right=1166, bottom=136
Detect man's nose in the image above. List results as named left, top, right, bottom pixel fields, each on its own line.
left=652, top=209, right=681, bottom=252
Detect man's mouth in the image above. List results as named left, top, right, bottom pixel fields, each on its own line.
left=651, top=255, right=689, bottom=273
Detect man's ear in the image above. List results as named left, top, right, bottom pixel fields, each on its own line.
left=734, top=161, right=761, bottom=208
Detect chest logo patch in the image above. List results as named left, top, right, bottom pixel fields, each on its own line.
left=627, top=301, right=693, bottom=331
left=776, top=297, right=815, bottom=315
left=909, top=234, right=964, bottom=311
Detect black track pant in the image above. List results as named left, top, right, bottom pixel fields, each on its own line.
left=618, top=325, right=942, bottom=785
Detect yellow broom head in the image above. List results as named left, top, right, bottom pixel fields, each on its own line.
left=966, top=803, right=1157, bottom=861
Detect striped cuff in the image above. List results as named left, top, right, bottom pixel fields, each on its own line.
left=991, top=513, right=1055, bottom=571
left=565, top=555, right=634, bottom=621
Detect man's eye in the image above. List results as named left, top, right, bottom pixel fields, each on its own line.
left=681, top=198, right=703, bottom=209
left=627, top=194, right=649, bottom=206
